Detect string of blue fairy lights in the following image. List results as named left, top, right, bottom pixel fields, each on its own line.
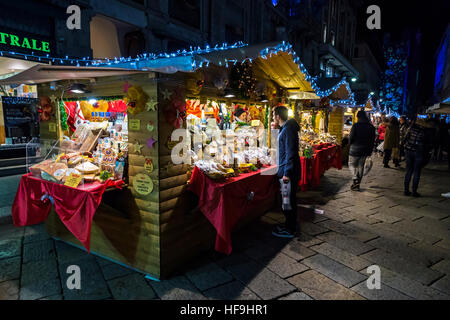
left=1, top=41, right=358, bottom=101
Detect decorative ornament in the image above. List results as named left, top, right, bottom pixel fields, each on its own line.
left=38, top=96, right=54, bottom=122
left=161, top=89, right=172, bottom=100
left=186, top=71, right=205, bottom=95
left=146, top=137, right=157, bottom=149
left=146, top=100, right=158, bottom=111
left=126, top=86, right=149, bottom=115
left=144, top=158, right=154, bottom=174
left=133, top=141, right=143, bottom=154
left=163, top=88, right=186, bottom=128
left=146, top=121, right=155, bottom=132
left=59, top=100, right=68, bottom=131
left=133, top=173, right=154, bottom=196
left=50, top=95, right=57, bottom=104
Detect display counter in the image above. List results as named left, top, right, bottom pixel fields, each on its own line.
left=188, top=165, right=278, bottom=255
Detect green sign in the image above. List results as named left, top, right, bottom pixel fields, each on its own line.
left=0, top=31, right=50, bottom=53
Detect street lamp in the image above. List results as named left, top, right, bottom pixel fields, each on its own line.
left=351, top=77, right=357, bottom=82
left=370, top=91, right=375, bottom=96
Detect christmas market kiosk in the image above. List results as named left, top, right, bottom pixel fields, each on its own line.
left=6, top=42, right=339, bottom=279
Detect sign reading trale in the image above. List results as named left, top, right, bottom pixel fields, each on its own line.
left=0, top=31, right=50, bottom=53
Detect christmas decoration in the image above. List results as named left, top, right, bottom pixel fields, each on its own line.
left=379, top=45, right=408, bottom=114
left=38, top=96, right=54, bottom=122
left=126, top=86, right=149, bottom=115
left=59, top=100, right=68, bottom=131
left=146, top=137, right=157, bottom=149
left=133, top=141, right=143, bottom=154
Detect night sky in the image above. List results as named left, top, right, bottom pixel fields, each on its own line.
left=357, top=0, right=450, bottom=105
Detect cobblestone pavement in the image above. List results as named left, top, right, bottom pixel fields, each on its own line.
left=1, top=157, right=449, bottom=300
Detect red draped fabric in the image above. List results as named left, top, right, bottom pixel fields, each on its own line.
left=188, top=166, right=278, bottom=255
left=299, top=145, right=342, bottom=191
left=12, top=174, right=123, bottom=252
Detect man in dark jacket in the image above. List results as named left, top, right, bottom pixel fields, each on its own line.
left=348, top=111, right=376, bottom=191
left=272, top=106, right=301, bottom=238
left=403, top=119, right=433, bottom=197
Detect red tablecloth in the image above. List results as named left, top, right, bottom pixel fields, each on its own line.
left=299, top=145, right=342, bottom=191
left=12, top=174, right=123, bottom=252
left=188, top=166, right=278, bottom=255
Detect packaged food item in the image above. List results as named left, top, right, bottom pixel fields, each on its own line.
left=75, top=162, right=100, bottom=175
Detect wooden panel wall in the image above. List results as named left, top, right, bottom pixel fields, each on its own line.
left=157, top=74, right=217, bottom=278
left=42, top=73, right=162, bottom=278
left=329, top=108, right=344, bottom=144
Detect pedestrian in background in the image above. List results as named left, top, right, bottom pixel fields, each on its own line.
left=403, top=118, right=433, bottom=197
left=383, top=116, right=400, bottom=168
left=377, top=118, right=387, bottom=156
left=399, top=116, right=408, bottom=161
left=348, top=111, right=376, bottom=191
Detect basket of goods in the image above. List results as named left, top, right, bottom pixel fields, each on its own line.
left=195, top=160, right=235, bottom=181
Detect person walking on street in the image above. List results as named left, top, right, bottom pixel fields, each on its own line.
left=377, top=119, right=387, bottom=156
left=383, top=116, right=400, bottom=168
left=272, top=106, right=301, bottom=238
left=399, top=116, right=408, bottom=161
left=348, top=111, right=376, bottom=191
left=403, top=118, right=433, bottom=197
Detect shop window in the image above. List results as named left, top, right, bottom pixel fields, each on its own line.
left=169, top=0, right=201, bottom=29
left=322, top=24, right=327, bottom=43
left=326, top=65, right=333, bottom=77
left=90, top=16, right=121, bottom=59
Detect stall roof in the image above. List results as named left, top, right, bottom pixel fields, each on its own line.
left=314, top=77, right=355, bottom=105
left=0, top=65, right=146, bottom=85
left=96, top=42, right=316, bottom=93
left=426, top=98, right=450, bottom=114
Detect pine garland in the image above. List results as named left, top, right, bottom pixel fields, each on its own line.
left=59, top=100, right=68, bottom=131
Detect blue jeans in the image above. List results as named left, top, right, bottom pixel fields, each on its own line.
left=404, top=150, right=424, bottom=193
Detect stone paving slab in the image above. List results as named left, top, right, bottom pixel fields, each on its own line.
left=350, top=282, right=412, bottom=300
left=316, top=231, right=375, bottom=256
left=219, top=255, right=296, bottom=300
left=258, top=252, right=310, bottom=279
left=366, top=237, right=442, bottom=267
left=278, top=291, right=313, bottom=300
left=101, top=262, right=136, bottom=281
left=150, top=275, right=207, bottom=300
left=363, top=266, right=450, bottom=300
left=431, top=259, right=450, bottom=274
left=302, top=254, right=367, bottom=288
left=203, top=280, right=260, bottom=300
left=0, top=280, right=19, bottom=300
left=185, top=261, right=234, bottom=292
left=431, top=276, right=450, bottom=295
left=310, top=242, right=372, bottom=271
left=287, top=270, right=364, bottom=300
left=0, top=256, right=21, bottom=282
left=24, top=224, right=51, bottom=243
left=59, top=258, right=111, bottom=300
left=316, top=219, right=378, bottom=243
left=20, top=259, right=61, bottom=300
left=361, top=249, right=444, bottom=286
left=108, top=273, right=156, bottom=300
left=23, top=239, right=55, bottom=263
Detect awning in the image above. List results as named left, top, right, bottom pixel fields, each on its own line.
left=94, top=42, right=316, bottom=92
left=426, top=100, right=450, bottom=114
left=313, top=77, right=355, bottom=105
left=0, top=65, right=146, bottom=85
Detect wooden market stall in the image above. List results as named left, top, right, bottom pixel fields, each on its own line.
left=6, top=42, right=321, bottom=279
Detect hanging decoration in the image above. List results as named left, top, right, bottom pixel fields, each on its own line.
left=161, top=89, right=172, bottom=101
left=126, top=86, right=149, bottom=115
left=38, top=97, right=54, bottom=122
left=146, top=137, right=157, bottom=149
left=59, top=100, right=68, bottom=131
left=144, top=158, right=154, bottom=174
left=146, top=99, right=158, bottom=112
left=133, top=140, right=143, bottom=154
left=123, top=81, right=131, bottom=93
left=163, top=88, right=186, bottom=128
left=146, top=121, right=155, bottom=132
left=133, top=173, right=154, bottom=196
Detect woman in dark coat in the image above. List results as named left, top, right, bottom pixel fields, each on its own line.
left=383, top=116, right=400, bottom=168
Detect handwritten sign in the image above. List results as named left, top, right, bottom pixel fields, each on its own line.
left=129, top=119, right=141, bottom=131
left=133, top=173, right=154, bottom=196
left=48, top=122, right=56, bottom=132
